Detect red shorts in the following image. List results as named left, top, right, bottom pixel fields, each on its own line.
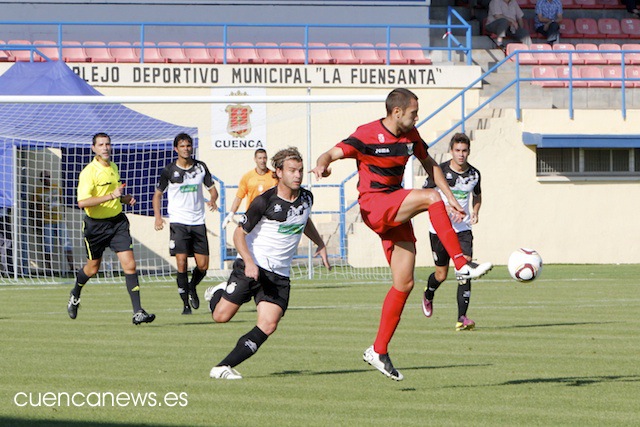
left=359, top=190, right=416, bottom=264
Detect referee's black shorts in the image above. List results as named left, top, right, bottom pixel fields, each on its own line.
left=430, top=229, right=473, bottom=267
left=82, top=212, right=133, bottom=260
left=169, top=223, right=209, bottom=257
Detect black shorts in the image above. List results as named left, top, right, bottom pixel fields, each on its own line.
left=169, top=223, right=209, bottom=257
left=430, top=229, right=473, bottom=267
left=82, top=213, right=133, bottom=260
left=222, top=258, right=291, bottom=314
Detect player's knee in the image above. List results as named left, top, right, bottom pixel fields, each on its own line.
left=258, top=321, right=278, bottom=336
left=212, top=310, right=231, bottom=323
left=423, top=188, right=442, bottom=206
left=435, top=271, right=448, bottom=283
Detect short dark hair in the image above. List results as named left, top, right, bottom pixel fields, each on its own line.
left=271, top=147, right=303, bottom=178
left=92, top=132, right=110, bottom=145
left=254, top=148, right=267, bottom=157
left=173, top=132, right=193, bottom=147
left=449, top=133, right=471, bottom=150
left=385, top=88, right=418, bottom=115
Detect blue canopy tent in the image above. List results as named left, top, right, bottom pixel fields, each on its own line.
left=0, top=61, right=198, bottom=216
left=0, top=61, right=198, bottom=279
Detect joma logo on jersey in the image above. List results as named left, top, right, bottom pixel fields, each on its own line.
left=225, top=104, right=253, bottom=137
left=180, top=184, right=198, bottom=193
left=278, top=224, right=304, bottom=235
left=375, top=148, right=390, bottom=154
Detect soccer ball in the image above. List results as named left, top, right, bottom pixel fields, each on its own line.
left=508, top=248, right=543, bottom=282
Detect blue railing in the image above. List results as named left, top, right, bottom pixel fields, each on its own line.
left=418, top=47, right=640, bottom=148
left=0, top=15, right=473, bottom=65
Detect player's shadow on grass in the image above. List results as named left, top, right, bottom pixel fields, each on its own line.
left=488, top=321, right=617, bottom=330
left=497, top=374, right=640, bottom=387
left=268, top=363, right=492, bottom=378
left=0, top=419, right=178, bottom=427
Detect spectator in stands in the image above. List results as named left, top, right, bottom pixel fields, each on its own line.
left=534, top=0, right=563, bottom=45
left=152, top=132, right=218, bottom=315
left=221, top=148, right=277, bottom=229
left=625, top=0, right=640, bottom=17
left=67, top=132, right=155, bottom=325
left=485, top=0, right=531, bottom=48
left=34, top=171, right=75, bottom=275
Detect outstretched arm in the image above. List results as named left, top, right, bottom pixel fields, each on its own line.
left=311, top=146, right=345, bottom=180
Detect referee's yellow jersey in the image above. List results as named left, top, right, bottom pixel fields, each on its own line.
left=77, top=157, right=123, bottom=219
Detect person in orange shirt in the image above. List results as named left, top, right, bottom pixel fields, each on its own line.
left=222, top=149, right=277, bottom=228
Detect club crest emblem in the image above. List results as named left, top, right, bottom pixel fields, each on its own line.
left=406, top=143, right=414, bottom=156
left=225, top=104, right=253, bottom=137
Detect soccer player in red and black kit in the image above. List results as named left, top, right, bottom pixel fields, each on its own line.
left=312, top=88, right=492, bottom=381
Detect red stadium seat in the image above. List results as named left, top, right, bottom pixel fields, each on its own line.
left=575, top=43, right=607, bottom=64
left=599, top=43, right=623, bottom=64
left=532, top=66, right=564, bottom=87
left=84, top=41, right=116, bottom=63
left=553, top=43, right=583, bottom=64
left=352, top=43, right=385, bottom=64
left=506, top=43, right=537, bottom=64
left=328, top=43, right=360, bottom=64
left=206, top=42, right=239, bottom=64
left=621, top=43, right=640, bottom=64
left=182, top=42, right=215, bottom=64
left=308, top=42, right=336, bottom=64
left=62, top=41, right=89, bottom=62
left=557, top=65, right=587, bottom=87
left=620, top=18, right=640, bottom=38
left=602, top=65, right=625, bottom=87
left=231, top=42, right=264, bottom=63
left=624, top=65, right=640, bottom=86
left=375, top=43, right=410, bottom=64
left=574, top=0, right=598, bottom=7
left=529, top=43, right=562, bottom=65
left=280, top=42, right=307, bottom=64
left=34, top=40, right=60, bottom=61
left=133, top=42, right=166, bottom=63
left=7, top=40, right=37, bottom=62
left=580, top=66, right=610, bottom=87
left=399, top=43, right=432, bottom=64
left=559, top=19, right=582, bottom=38
left=108, top=41, right=139, bottom=63
left=596, top=0, right=624, bottom=7
left=598, top=18, right=627, bottom=38
left=256, top=42, right=288, bottom=64
left=561, top=0, right=580, bottom=8
left=158, top=42, right=190, bottom=63
left=575, top=18, right=602, bottom=37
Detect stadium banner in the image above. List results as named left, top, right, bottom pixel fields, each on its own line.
left=210, top=87, right=267, bottom=150
left=25, top=63, right=482, bottom=89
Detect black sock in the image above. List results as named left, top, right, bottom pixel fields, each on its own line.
left=218, top=326, right=269, bottom=368
left=209, top=288, right=224, bottom=313
left=425, top=272, right=443, bottom=301
left=125, top=273, right=142, bottom=313
left=71, top=267, right=91, bottom=298
left=177, top=272, right=189, bottom=306
left=189, top=267, right=207, bottom=291
left=457, top=279, right=471, bottom=318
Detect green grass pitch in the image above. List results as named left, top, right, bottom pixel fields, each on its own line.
left=1, top=265, right=639, bottom=426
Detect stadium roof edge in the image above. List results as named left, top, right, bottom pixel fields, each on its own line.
left=523, top=132, right=640, bottom=148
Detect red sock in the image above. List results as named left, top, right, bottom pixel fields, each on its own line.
left=428, top=200, right=467, bottom=270
left=373, top=287, right=410, bottom=354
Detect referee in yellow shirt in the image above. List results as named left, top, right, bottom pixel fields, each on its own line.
left=67, top=132, right=155, bottom=325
